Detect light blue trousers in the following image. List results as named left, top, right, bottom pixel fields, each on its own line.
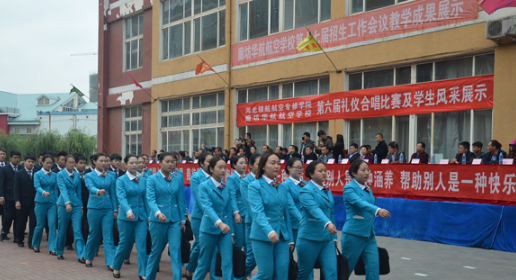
left=192, top=232, right=234, bottom=280
left=56, top=206, right=85, bottom=258
left=84, top=208, right=115, bottom=266
left=145, top=221, right=182, bottom=280
left=296, top=238, right=337, bottom=280
left=112, top=219, right=148, bottom=276
left=341, top=233, right=380, bottom=280
left=32, top=202, right=57, bottom=251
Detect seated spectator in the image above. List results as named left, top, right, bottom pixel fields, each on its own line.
left=262, top=145, right=270, bottom=153
left=249, top=145, right=257, bottom=155
left=483, top=140, right=508, bottom=164
left=275, top=146, right=285, bottom=160
left=238, top=147, right=246, bottom=156
left=508, top=140, right=516, bottom=163
left=450, top=141, right=475, bottom=164
left=229, top=147, right=237, bottom=159
left=316, top=130, right=334, bottom=154
left=332, top=134, right=346, bottom=160
left=472, top=141, right=486, bottom=159
left=360, top=145, right=374, bottom=162
left=318, top=145, right=333, bottom=163
left=303, top=145, right=318, bottom=163
left=285, top=145, right=301, bottom=161
left=214, top=147, right=228, bottom=161
left=178, top=151, right=193, bottom=163
left=410, top=142, right=429, bottom=163
left=282, top=148, right=289, bottom=158
left=372, top=133, right=388, bottom=160
left=386, top=141, right=405, bottom=163
left=348, top=143, right=360, bottom=163
left=300, top=132, right=315, bottom=156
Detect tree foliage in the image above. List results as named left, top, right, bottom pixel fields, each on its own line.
left=0, top=129, right=97, bottom=159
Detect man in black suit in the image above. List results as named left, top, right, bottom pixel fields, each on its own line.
left=451, top=141, right=476, bottom=164
left=348, top=143, right=360, bottom=163
left=373, top=133, right=388, bottom=161
left=0, top=148, right=6, bottom=220
left=52, top=151, right=67, bottom=174
left=285, top=145, right=301, bottom=161
left=109, top=153, right=124, bottom=177
left=74, top=154, right=90, bottom=243
left=14, top=153, right=36, bottom=248
left=386, top=141, right=406, bottom=163
left=33, top=152, right=45, bottom=173
left=0, top=150, right=22, bottom=241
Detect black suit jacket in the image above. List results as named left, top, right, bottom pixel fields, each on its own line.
left=373, top=141, right=388, bottom=160
left=51, top=165, right=63, bottom=174
left=110, top=167, right=125, bottom=178
left=303, top=153, right=318, bottom=163
left=33, top=164, right=43, bottom=173
left=285, top=152, right=301, bottom=161
left=0, top=164, right=24, bottom=200
left=454, top=151, right=476, bottom=164
left=79, top=172, right=89, bottom=210
left=348, top=153, right=360, bottom=163
left=14, top=169, right=35, bottom=205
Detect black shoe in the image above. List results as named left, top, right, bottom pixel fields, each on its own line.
left=107, top=265, right=114, bottom=271
left=139, top=277, right=145, bottom=280
left=185, top=274, right=193, bottom=280
left=17, top=243, right=24, bottom=248
left=29, top=245, right=33, bottom=249
left=66, top=245, right=73, bottom=250
left=123, top=259, right=130, bottom=265
left=57, top=255, right=64, bottom=260
left=112, top=272, right=120, bottom=279
left=49, top=251, right=57, bottom=255
left=85, top=261, right=92, bottom=267
left=34, top=248, right=40, bottom=253
left=78, top=258, right=86, bottom=264
left=0, top=234, right=9, bottom=241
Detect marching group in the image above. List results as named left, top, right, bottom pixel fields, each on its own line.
left=0, top=147, right=391, bottom=280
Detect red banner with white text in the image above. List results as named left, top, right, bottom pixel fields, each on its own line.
left=232, top=0, right=478, bottom=66
left=148, top=163, right=516, bottom=206
left=236, top=75, right=494, bottom=127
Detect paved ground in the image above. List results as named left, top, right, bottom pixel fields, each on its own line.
left=0, top=232, right=515, bottom=280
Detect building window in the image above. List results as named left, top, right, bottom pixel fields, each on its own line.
left=125, top=14, right=144, bottom=70
left=161, top=92, right=225, bottom=153
left=350, top=0, right=410, bottom=15
left=124, top=106, right=143, bottom=155
left=162, top=0, right=225, bottom=60
left=237, top=77, right=329, bottom=147
left=26, top=127, right=33, bottom=134
left=62, top=100, right=75, bottom=112
left=349, top=54, right=494, bottom=90
left=346, top=53, right=494, bottom=160
left=38, top=97, right=50, bottom=106
left=239, top=0, right=331, bottom=41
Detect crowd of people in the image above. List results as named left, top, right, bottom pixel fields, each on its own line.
left=0, top=145, right=393, bottom=280
left=176, top=130, right=515, bottom=167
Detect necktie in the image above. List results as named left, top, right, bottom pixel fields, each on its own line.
left=14, top=166, right=17, bottom=172
left=28, top=171, right=32, bottom=180
left=322, top=186, right=329, bottom=193
left=218, top=182, right=225, bottom=190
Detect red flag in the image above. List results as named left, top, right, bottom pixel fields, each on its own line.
left=126, top=72, right=143, bottom=89
left=195, top=60, right=215, bottom=75
left=480, top=0, right=516, bottom=14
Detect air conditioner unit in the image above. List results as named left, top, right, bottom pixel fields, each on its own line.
left=486, top=15, right=516, bottom=44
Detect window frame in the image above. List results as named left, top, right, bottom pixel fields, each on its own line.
left=237, top=0, right=331, bottom=42
left=124, top=106, right=143, bottom=155
left=124, top=13, right=144, bottom=71
left=347, top=0, right=413, bottom=16
left=161, top=0, right=226, bottom=60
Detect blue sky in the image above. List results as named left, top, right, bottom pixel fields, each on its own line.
left=0, top=1, right=98, bottom=95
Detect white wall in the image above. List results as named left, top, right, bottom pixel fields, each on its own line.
left=38, top=113, right=97, bottom=136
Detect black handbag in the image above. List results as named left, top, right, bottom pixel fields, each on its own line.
left=288, top=249, right=298, bottom=280
left=215, top=246, right=247, bottom=277
left=184, top=219, right=194, bottom=241
left=336, top=247, right=350, bottom=280
left=354, top=247, right=390, bottom=275
left=181, top=236, right=190, bottom=263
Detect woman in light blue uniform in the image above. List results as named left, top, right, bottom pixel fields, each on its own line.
left=83, top=153, right=118, bottom=270
left=227, top=155, right=246, bottom=249
left=296, top=161, right=338, bottom=280
left=248, top=153, right=300, bottom=280
left=238, top=153, right=261, bottom=280
left=145, top=152, right=186, bottom=280
left=280, top=157, right=307, bottom=244
left=193, top=156, right=240, bottom=280
left=341, top=160, right=391, bottom=280
left=32, top=154, right=59, bottom=254
left=112, top=154, right=149, bottom=279
left=56, top=155, right=85, bottom=262
left=185, top=152, right=215, bottom=280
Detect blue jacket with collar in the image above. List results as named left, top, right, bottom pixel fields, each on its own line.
left=190, top=168, right=210, bottom=220
left=146, top=171, right=186, bottom=224
left=117, top=173, right=149, bottom=222
left=199, top=178, right=235, bottom=235
left=227, top=171, right=245, bottom=216
left=240, top=173, right=256, bottom=224
left=84, top=170, right=117, bottom=210
left=34, top=169, right=59, bottom=204
left=342, top=179, right=379, bottom=238
left=56, top=169, right=82, bottom=207
left=298, top=181, right=337, bottom=242
left=281, top=177, right=307, bottom=230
